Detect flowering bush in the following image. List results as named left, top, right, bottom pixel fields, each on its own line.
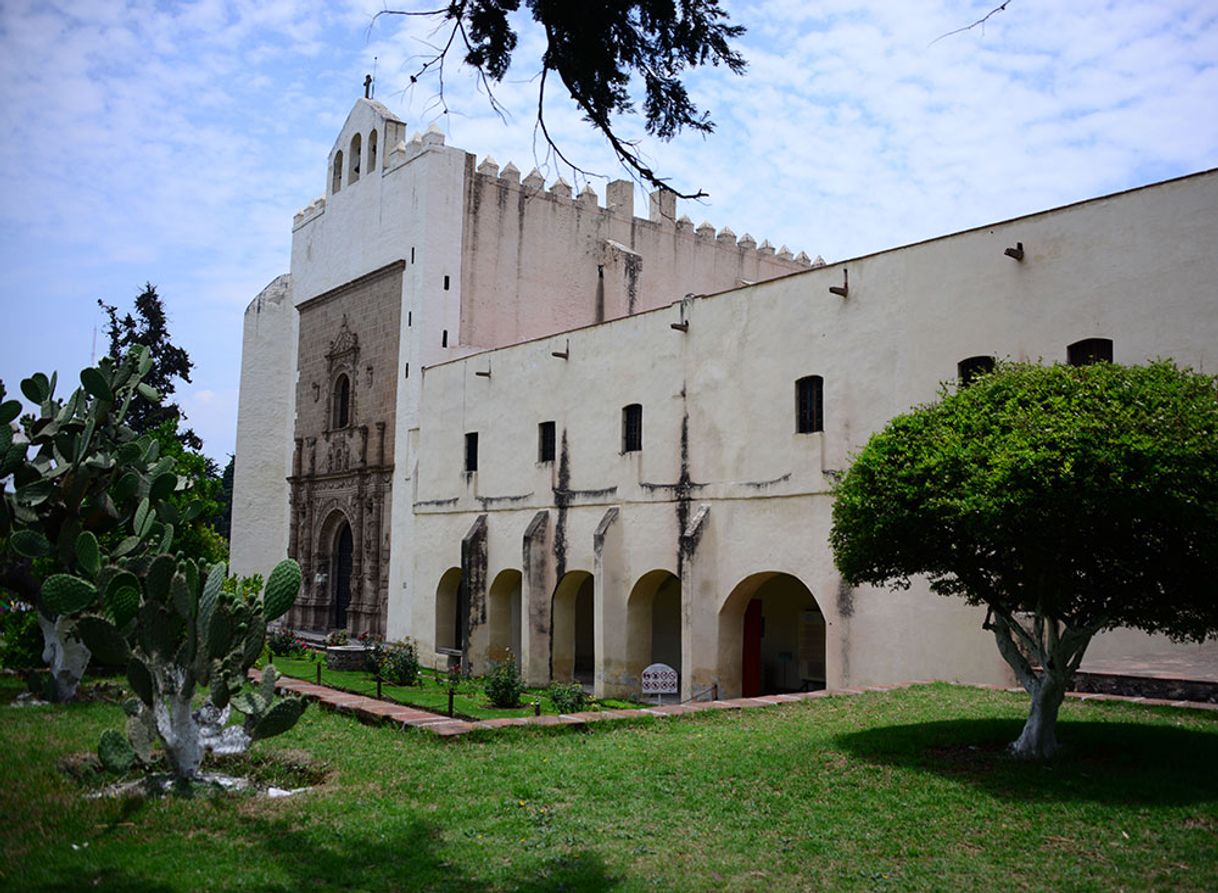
left=377, top=639, right=420, bottom=686
left=266, top=627, right=310, bottom=658
left=325, top=629, right=349, bottom=647
left=484, top=651, right=525, bottom=708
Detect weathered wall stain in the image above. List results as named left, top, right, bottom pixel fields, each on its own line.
left=553, top=429, right=571, bottom=581
left=460, top=514, right=488, bottom=655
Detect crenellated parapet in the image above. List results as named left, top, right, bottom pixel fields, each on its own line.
left=464, top=154, right=816, bottom=270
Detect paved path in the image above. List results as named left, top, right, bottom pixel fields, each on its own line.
left=250, top=671, right=1218, bottom=739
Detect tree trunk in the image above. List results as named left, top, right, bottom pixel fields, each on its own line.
left=37, top=614, right=90, bottom=703
left=1010, top=674, right=1065, bottom=759
left=154, top=690, right=204, bottom=779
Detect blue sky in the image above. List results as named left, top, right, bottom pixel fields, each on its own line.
left=1, top=0, right=1215, bottom=462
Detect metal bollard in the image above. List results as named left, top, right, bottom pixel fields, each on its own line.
left=377, top=676, right=383, bottom=699
left=712, top=683, right=718, bottom=701
left=316, top=663, right=321, bottom=685
left=448, top=690, right=455, bottom=718
left=534, top=700, right=541, bottom=717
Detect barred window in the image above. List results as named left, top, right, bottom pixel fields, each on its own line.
left=538, top=421, right=556, bottom=463
left=622, top=404, right=643, bottom=453
left=795, top=376, right=823, bottom=434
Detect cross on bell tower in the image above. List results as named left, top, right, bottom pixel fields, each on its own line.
left=364, top=74, right=373, bottom=99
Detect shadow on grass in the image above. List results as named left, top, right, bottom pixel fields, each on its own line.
left=29, top=815, right=619, bottom=893
left=835, top=716, right=1218, bottom=806
left=231, top=813, right=620, bottom=893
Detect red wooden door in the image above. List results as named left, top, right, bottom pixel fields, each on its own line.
left=742, top=598, right=763, bottom=697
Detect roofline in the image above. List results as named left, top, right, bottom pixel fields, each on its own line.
left=422, top=166, right=1218, bottom=374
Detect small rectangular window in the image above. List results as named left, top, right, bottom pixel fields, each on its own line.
left=538, top=421, right=556, bottom=463
left=795, top=376, right=824, bottom=434
left=622, top=404, right=643, bottom=453
left=407, top=311, right=412, bottom=327
left=957, top=356, right=995, bottom=387
left=442, top=329, right=448, bottom=348
left=1067, top=338, right=1113, bottom=366
left=410, top=246, right=415, bottom=263
left=443, top=275, right=450, bottom=291
left=465, top=432, right=479, bottom=473
left=404, top=363, right=409, bottom=379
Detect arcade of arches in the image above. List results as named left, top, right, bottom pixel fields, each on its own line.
left=433, top=566, right=826, bottom=699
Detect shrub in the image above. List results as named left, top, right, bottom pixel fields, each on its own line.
left=484, top=651, right=525, bottom=708
left=358, top=630, right=385, bottom=673
left=548, top=681, right=588, bottom=714
left=378, top=639, right=420, bottom=686
left=325, top=629, right=349, bottom=647
left=0, top=603, right=43, bottom=670
left=267, top=627, right=309, bottom=658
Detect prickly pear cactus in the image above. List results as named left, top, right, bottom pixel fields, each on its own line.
left=0, top=348, right=186, bottom=702
left=87, top=557, right=307, bottom=781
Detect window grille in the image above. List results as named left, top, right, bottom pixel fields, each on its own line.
left=795, top=376, right=824, bottom=433
left=622, top=404, right=643, bottom=453
left=538, top=421, right=556, bottom=463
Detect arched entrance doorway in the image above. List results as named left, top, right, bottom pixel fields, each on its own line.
left=488, top=569, right=523, bottom=670
left=551, top=571, right=594, bottom=684
left=719, top=572, right=826, bottom=698
left=435, top=567, right=464, bottom=654
left=331, top=521, right=353, bottom=630
left=626, top=570, right=681, bottom=691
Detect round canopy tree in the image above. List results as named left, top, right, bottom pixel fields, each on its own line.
left=830, top=360, right=1218, bottom=759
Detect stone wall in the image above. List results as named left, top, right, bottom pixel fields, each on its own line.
left=286, top=261, right=403, bottom=636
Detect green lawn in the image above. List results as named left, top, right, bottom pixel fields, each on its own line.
left=265, top=656, right=640, bottom=720
left=2, top=677, right=1216, bottom=891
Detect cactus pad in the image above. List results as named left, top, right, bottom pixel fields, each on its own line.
left=262, top=559, right=302, bottom=623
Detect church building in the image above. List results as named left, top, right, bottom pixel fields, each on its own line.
left=232, top=97, right=1218, bottom=700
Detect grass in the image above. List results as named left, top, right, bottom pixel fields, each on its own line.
left=2, top=676, right=1217, bottom=891
left=266, top=655, right=640, bottom=720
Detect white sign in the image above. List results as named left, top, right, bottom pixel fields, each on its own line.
left=641, top=663, right=679, bottom=696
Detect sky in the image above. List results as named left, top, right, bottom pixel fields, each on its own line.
left=1, top=0, right=1215, bottom=463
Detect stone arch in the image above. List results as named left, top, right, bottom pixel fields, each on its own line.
left=550, top=570, right=594, bottom=684
left=626, top=570, right=681, bottom=691
left=317, top=508, right=355, bottom=631
left=487, top=569, right=522, bottom=670
left=435, top=567, right=464, bottom=654
left=349, top=132, right=362, bottom=182
left=718, top=572, right=825, bottom=698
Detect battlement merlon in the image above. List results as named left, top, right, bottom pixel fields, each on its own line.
left=290, top=97, right=814, bottom=350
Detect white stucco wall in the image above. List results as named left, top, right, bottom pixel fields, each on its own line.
left=411, top=168, right=1218, bottom=694
left=231, top=273, right=296, bottom=583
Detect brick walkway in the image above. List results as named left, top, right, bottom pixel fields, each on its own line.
left=250, top=670, right=1218, bottom=739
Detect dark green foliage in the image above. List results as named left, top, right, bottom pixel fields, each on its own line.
left=547, top=680, right=588, bottom=714
left=483, top=651, right=525, bottom=707
left=147, top=420, right=227, bottom=565
left=263, top=560, right=301, bottom=623
left=98, top=284, right=198, bottom=448
left=377, top=639, right=420, bottom=686
left=266, top=627, right=309, bottom=658
left=97, top=728, right=135, bottom=773
left=378, top=1, right=745, bottom=196
left=0, top=604, right=43, bottom=669
left=831, top=361, right=1218, bottom=635
left=831, top=361, right=1218, bottom=755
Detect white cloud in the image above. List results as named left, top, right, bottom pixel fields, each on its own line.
left=1, top=0, right=1215, bottom=461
